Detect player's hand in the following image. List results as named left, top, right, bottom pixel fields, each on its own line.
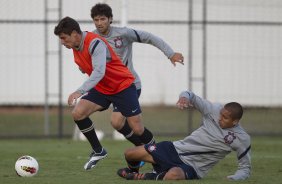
left=176, top=97, right=192, bottom=109
left=68, top=91, right=82, bottom=106
left=170, top=52, right=184, bottom=66
left=226, top=175, right=243, bottom=181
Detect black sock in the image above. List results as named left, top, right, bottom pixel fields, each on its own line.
left=75, top=118, right=102, bottom=153
left=117, top=120, right=142, bottom=146
left=127, top=160, right=141, bottom=173
left=139, top=127, right=155, bottom=144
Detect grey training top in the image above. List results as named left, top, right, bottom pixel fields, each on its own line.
left=94, top=26, right=175, bottom=90
left=173, top=91, right=251, bottom=180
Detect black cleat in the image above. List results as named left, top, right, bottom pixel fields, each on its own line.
left=117, top=167, right=136, bottom=179
left=126, top=172, right=158, bottom=180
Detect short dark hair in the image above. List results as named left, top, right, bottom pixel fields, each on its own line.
left=224, top=102, right=243, bottom=120
left=54, top=16, right=82, bottom=36
left=90, top=3, right=113, bottom=20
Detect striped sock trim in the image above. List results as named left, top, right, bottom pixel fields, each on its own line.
left=147, top=137, right=155, bottom=144
left=125, top=131, right=134, bottom=139
left=80, top=123, right=94, bottom=133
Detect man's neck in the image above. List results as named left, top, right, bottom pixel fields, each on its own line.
left=99, top=26, right=111, bottom=37
left=74, top=32, right=85, bottom=50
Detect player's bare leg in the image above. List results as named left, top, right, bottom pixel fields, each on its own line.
left=110, top=111, right=125, bottom=130
left=164, top=167, right=186, bottom=180
left=111, top=112, right=143, bottom=146
left=124, top=145, right=155, bottom=163
left=127, top=114, right=155, bottom=144
left=117, top=145, right=154, bottom=179
left=72, top=99, right=102, bottom=120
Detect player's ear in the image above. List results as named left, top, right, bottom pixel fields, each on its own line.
left=109, top=17, right=113, bottom=24
left=232, top=119, right=239, bottom=126
left=70, top=30, right=76, bottom=37
left=71, top=30, right=81, bottom=38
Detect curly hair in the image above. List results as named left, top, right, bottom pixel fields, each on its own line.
left=91, top=3, right=113, bottom=22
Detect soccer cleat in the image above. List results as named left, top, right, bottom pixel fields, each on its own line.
left=84, top=148, right=107, bottom=170
left=126, top=173, right=145, bottom=180
left=126, top=172, right=158, bottom=180
left=117, top=167, right=136, bottom=179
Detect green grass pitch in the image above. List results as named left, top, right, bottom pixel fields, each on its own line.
left=0, top=136, right=282, bottom=184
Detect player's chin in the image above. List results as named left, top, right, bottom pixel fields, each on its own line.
left=218, top=122, right=225, bottom=129
left=63, top=45, right=71, bottom=49
left=98, top=27, right=106, bottom=33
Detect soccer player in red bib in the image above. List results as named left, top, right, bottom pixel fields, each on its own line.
left=54, top=17, right=155, bottom=170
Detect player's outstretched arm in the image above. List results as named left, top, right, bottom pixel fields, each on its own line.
left=227, top=144, right=251, bottom=180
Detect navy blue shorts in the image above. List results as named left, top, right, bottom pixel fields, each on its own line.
left=113, top=88, right=141, bottom=112
left=81, top=84, right=141, bottom=117
left=144, top=141, right=198, bottom=180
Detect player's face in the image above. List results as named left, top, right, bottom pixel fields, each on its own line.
left=58, top=32, right=79, bottom=49
left=218, top=108, right=237, bottom=129
left=93, top=15, right=112, bottom=35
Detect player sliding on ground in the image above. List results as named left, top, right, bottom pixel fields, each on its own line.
left=54, top=17, right=155, bottom=170
left=117, top=90, right=251, bottom=180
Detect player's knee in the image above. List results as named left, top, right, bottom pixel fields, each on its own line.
left=111, top=119, right=123, bottom=130
left=72, top=108, right=86, bottom=121
left=111, top=121, right=119, bottom=130
left=126, top=116, right=144, bottom=135
left=111, top=113, right=125, bottom=130
left=164, top=167, right=185, bottom=180
left=130, top=126, right=144, bottom=135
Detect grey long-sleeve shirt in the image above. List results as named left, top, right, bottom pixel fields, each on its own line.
left=94, top=26, right=175, bottom=90
left=173, top=91, right=251, bottom=180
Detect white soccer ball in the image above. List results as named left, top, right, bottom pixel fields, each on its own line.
left=15, top=155, right=39, bottom=177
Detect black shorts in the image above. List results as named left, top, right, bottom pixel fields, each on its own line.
left=81, top=84, right=141, bottom=117
left=144, top=141, right=199, bottom=180
left=113, top=88, right=141, bottom=112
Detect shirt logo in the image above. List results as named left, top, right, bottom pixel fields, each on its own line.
left=148, top=144, right=156, bottom=152
left=224, top=132, right=236, bottom=144
left=114, top=37, right=123, bottom=48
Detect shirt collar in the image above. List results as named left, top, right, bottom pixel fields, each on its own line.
left=75, top=32, right=87, bottom=51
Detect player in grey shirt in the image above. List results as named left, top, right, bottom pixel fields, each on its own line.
left=117, top=90, right=251, bottom=181
left=90, top=3, right=184, bottom=147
